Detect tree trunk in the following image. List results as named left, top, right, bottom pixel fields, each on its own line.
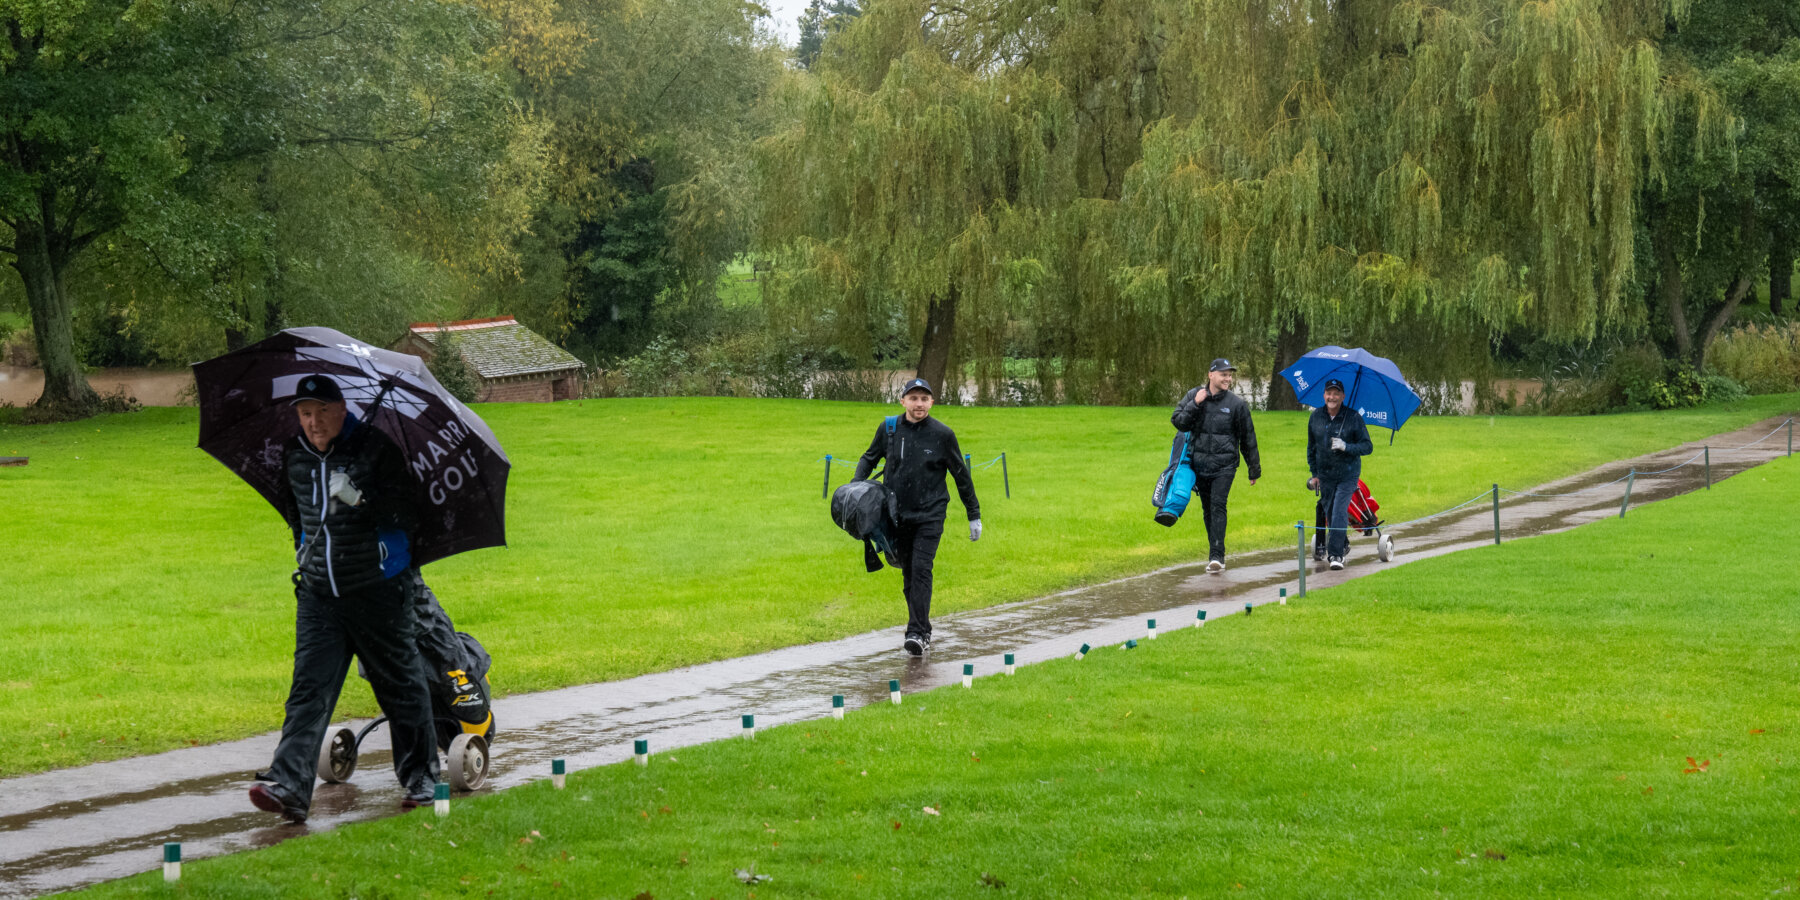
left=1695, top=274, right=1754, bottom=370
left=12, top=219, right=99, bottom=418
left=1267, top=318, right=1310, bottom=410
left=1770, top=223, right=1794, bottom=317
left=915, top=285, right=958, bottom=395
left=1653, top=211, right=1693, bottom=363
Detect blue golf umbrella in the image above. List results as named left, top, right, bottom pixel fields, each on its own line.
left=1279, top=346, right=1422, bottom=439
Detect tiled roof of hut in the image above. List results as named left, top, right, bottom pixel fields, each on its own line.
left=408, top=316, right=583, bottom=379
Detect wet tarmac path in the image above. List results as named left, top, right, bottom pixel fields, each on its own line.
left=2, top=415, right=1793, bottom=897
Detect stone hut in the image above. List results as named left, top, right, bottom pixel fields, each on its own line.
left=396, top=316, right=585, bottom=402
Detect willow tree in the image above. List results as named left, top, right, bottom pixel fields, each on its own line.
left=1098, top=0, right=1728, bottom=408
left=756, top=0, right=1077, bottom=393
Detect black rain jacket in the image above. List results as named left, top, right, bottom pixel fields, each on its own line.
left=284, top=415, right=419, bottom=597
left=854, top=414, right=980, bottom=526
left=1306, top=405, right=1374, bottom=484
left=1170, top=386, right=1262, bottom=480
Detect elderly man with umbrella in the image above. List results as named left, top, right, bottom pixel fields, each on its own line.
left=1282, top=346, right=1421, bottom=570
left=194, top=329, right=510, bottom=824
left=1306, top=379, right=1373, bottom=569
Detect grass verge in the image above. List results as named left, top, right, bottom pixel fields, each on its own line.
left=70, top=453, right=1800, bottom=897
left=2, top=395, right=1796, bottom=776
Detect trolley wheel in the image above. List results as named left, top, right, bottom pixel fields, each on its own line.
left=1377, top=534, right=1395, bottom=562
left=318, top=726, right=358, bottom=784
left=446, top=733, right=490, bottom=791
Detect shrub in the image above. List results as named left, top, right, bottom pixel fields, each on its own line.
left=1708, top=322, right=1800, bottom=394
left=425, top=331, right=481, bottom=404
left=1698, top=373, right=1748, bottom=405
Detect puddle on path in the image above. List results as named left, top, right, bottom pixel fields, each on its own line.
left=1, top=414, right=1792, bottom=897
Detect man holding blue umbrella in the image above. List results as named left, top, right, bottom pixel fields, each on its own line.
left=1281, top=345, right=1421, bottom=569
left=1306, top=379, right=1373, bottom=569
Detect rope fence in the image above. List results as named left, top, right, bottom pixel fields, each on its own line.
left=1290, top=417, right=1794, bottom=597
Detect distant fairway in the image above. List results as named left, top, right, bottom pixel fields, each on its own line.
left=1, top=395, right=1795, bottom=776
left=68, top=438, right=1800, bottom=898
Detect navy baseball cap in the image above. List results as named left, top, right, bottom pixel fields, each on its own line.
left=1209, top=358, right=1237, bottom=372
left=901, top=377, right=934, bottom=397
left=291, top=375, right=345, bottom=405
left=1323, top=378, right=1345, bottom=392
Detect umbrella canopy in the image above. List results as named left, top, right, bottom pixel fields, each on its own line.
left=193, top=327, right=509, bottom=566
left=1280, top=346, right=1423, bottom=437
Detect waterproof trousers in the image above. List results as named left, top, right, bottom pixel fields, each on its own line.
left=264, top=576, right=440, bottom=810
left=1193, top=472, right=1236, bottom=562
left=1315, top=478, right=1356, bottom=559
left=892, top=519, right=945, bottom=637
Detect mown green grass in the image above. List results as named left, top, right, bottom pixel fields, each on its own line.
left=72, top=453, right=1800, bottom=898
left=2, top=395, right=1796, bottom=776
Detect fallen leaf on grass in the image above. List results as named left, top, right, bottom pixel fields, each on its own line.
left=734, top=867, right=772, bottom=884
left=635, top=893, right=654, bottom=900
left=1643, top=786, right=1655, bottom=796
left=980, top=872, right=1006, bottom=889
left=892, top=821, right=903, bottom=830
left=1484, top=849, right=1506, bottom=860
left=1751, top=729, right=1765, bottom=735
left=922, top=806, right=940, bottom=816
left=1682, top=757, right=1711, bottom=775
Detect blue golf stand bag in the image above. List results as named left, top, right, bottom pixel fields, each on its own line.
left=1151, top=431, right=1196, bottom=526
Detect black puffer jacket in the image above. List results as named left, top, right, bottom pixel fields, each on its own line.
left=1170, top=386, right=1261, bottom=480
left=284, top=415, right=419, bottom=597
left=853, top=414, right=980, bottom=526
left=1306, top=405, right=1373, bottom=484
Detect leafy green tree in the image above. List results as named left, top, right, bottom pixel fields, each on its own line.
left=796, top=0, right=861, bottom=70
left=1, top=0, right=533, bottom=419
left=1646, top=1, right=1800, bottom=365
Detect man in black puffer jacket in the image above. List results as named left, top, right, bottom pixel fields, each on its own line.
left=249, top=375, right=440, bottom=824
left=854, top=378, right=981, bottom=656
left=1170, top=359, right=1261, bottom=572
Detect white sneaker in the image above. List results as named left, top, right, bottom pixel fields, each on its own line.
left=1206, top=559, right=1224, bottom=573
left=1328, top=556, right=1344, bottom=571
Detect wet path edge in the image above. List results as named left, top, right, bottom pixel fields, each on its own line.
left=2, top=413, right=1794, bottom=897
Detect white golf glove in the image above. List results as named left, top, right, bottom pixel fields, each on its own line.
left=1330, top=437, right=1347, bottom=452
left=328, top=471, right=363, bottom=507
left=970, top=519, right=983, bottom=542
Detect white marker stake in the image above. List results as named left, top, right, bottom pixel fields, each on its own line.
left=1279, top=587, right=1288, bottom=606
left=1147, top=618, right=1157, bottom=640
left=434, top=782, right=450, bottom=818
left=741, top=714, right=756, bottom=739
left=832, top=695, right=845, bottom=719
left=552, top=758, right=567, bottom=789
left=1075, top=643, right=1090, bottom=660
left=1004, top=653, right=1016, bottom=675
left=1197, top=609, right=1207, bottom=627
left=634, top=739, right=649, bottom=766
left=889, top=679, right=902, bottom=705
left=962, top=664, right=974, bottom=688
left=162, top=843, right=180, bottom=882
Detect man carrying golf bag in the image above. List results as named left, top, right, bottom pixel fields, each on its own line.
left=853, top=378, right=981, bottom=656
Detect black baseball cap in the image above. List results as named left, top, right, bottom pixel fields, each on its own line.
left=901, top=377, right=934, bottom=397
left=291, top=375, right=345, bottom=406
left=1209, top=359, right=1237, bottom=372
left=1323, top=378, right=1346, bottom=392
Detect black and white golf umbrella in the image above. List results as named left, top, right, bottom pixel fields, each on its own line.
left=193, top=327, right=509, bottom=566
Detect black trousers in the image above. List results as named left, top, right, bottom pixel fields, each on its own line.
left=892, top=519, right=945, bottom=636
left=1193, top=471, right=1236, bottom=562
left=265, top=575, right=440, bottom=809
